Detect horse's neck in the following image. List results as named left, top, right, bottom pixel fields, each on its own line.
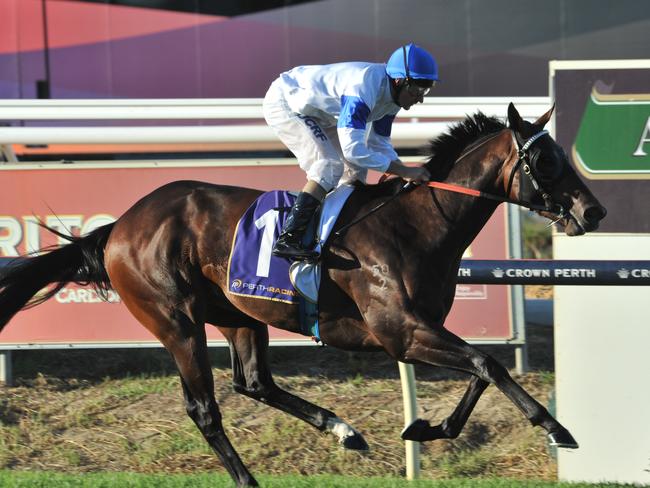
left=434, top=182, right=500, bottom=260
left=429, top=133, right=512, bottom=258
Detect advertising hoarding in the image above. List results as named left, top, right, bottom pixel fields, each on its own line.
left=551, top=60, right=650, bottom=485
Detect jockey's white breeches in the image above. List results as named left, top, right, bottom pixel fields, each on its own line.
left=262, top=81, right=367, bottom=192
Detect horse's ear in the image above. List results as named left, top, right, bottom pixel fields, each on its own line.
left=533, top=104, right=555, bottom=128
left=507, top=102, right=524, bottom=132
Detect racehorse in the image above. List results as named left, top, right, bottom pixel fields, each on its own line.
left=0, top=104, right=605, bottom=487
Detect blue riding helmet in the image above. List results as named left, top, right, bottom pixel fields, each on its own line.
left=386, top=43, right=439, bottom=81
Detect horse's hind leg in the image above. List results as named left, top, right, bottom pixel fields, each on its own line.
left=401, top=327, right=577, bottom=448
left=168, top=327, right=258, bottom=487
left=123, top=302, right=258, bottom=487
left=223, top=326, right=369, bottom=450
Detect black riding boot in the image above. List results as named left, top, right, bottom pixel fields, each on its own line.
left=273, top=192, right=321, bottom=260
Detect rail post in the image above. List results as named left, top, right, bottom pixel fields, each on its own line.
left=0, top=350, right=12, bottom=386
left=507, top=205, right=528, bottom=374
left=398, top=362, right=420, bottom=480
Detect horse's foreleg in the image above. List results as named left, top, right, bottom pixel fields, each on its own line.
left=225, top=326, right=369, bottom=451
left=401, top=375, right=488, bottom=442
left=402, top=326, right=578, bottom=448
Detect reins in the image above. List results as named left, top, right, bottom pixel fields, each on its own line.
left=425, top=180, right=549, bottom=212
left=334, top=181, right=416, bottom=238
left=333, top=128, right=565, bottom=239
left=426, top=129, right=559, bottom=214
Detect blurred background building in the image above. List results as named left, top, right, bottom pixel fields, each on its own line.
left=2, top=0, right=649, bottom=100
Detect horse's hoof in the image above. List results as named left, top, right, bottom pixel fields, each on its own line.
left=342, top=432, right=369, bottom=451
left=401, top=418, right=431, bottom=442
left=548, top=428, right=579, bottom=449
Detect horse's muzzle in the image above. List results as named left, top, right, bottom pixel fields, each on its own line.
left=566, top=203, right=607, bottom=236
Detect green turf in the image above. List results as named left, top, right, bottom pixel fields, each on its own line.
left=0, top=471, right=643, bottom=488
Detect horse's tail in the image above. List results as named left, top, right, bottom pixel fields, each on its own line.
left=0, top=222, right=115, bottom=329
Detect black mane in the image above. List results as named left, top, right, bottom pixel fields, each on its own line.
left=423, top=112, right=506, bottom=180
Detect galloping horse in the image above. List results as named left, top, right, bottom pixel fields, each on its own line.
left=0, top=104, right=605, bottom=487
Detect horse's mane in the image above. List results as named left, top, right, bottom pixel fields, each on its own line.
left=423, top=112, right=506, bottom=180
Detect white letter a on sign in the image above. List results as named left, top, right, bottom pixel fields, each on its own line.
left=633, top=117, right=650, bottom=156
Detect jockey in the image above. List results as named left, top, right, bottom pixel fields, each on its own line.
left=263, top=43, right=438, bottom=260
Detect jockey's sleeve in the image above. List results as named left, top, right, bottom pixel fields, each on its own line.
left=337, top=95, right=392, bottom=172
left=367, top=115, right=398, bottom=162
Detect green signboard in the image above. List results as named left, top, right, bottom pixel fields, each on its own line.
left=553, top=62, right=650, bottom=233
left=572, top=88, right=650, bottom=178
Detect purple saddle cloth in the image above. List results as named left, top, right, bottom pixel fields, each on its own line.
left=227, top=191, right=300, bottom=304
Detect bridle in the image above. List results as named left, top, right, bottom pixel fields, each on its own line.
left=334, top=128, right=566, bottom=238
left=504, top=129, right=565, bottom=216
left=427, top=129, right=566, bottom=218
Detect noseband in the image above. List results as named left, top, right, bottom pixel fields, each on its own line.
left=505, top=129, right=566, bottom=219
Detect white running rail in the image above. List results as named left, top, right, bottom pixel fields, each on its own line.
left=0, top=97, right=550, bottom=161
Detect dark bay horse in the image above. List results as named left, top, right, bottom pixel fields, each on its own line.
left=0, top=104, right=605, bottom=486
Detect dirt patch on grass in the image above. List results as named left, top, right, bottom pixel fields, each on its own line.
left=0, top=324, right=557, bottom=480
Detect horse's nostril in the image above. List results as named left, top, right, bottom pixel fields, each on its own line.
left=584, top=205, right=607, bottom=223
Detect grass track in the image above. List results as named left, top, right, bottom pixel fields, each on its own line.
left=0, top=472, right=641, bottom=488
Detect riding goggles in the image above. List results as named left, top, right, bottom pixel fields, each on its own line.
left=406, top=81, right=435, bottom=97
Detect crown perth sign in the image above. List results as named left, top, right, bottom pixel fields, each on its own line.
left=456, top=260, right=650, bottom=285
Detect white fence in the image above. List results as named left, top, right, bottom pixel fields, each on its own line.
left=0, top=97, right=550, bottom=158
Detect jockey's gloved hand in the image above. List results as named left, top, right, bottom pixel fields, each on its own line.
left=387, top=160, right=430, bottom=184
left=405, top=166, right=430, bottom=184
